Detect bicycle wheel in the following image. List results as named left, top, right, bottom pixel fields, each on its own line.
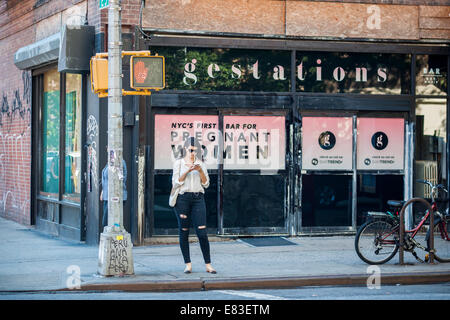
left=355, top=219, right=399, bottom=265
left=427, top=216, right=450, bottom=263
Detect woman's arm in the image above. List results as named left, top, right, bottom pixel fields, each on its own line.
left=172, top=161, right=195, bottom=186
left=195, top=163, right=210, bottom=188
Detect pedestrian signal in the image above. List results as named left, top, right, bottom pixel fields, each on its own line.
left=130, top=55, right=165, bottom=90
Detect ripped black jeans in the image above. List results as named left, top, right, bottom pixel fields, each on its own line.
left=174, top=192, right=211, bottom=264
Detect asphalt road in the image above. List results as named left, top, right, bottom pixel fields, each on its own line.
left=1, top=282, right=449, bottom=300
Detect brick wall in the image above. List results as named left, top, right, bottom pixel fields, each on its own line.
left=0, top=0, right=36, bottom=225
left=0, top=0, right=87, bottom=225
left=142, top=0, right=450, bottom=41
left=0, top=0, right=140, bottom=225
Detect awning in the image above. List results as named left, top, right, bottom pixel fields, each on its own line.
left=14, top=33, right=60, bottom=70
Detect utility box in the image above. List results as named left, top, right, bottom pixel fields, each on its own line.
left=58, top=24, right=95, bottom=73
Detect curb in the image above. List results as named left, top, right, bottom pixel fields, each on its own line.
left=64, top=271, right=450, bottom=293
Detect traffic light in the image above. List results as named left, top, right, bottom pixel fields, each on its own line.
left=130, top=55, right=165, bottom=90
left=90, top=57, right=108, bottom=93
left=90, top=51, right=165, bottom=97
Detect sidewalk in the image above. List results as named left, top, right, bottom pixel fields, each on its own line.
left=0, top=216, right=449, bottom=293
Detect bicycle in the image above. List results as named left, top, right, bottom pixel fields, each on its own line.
left=355, top=179, right=449, bottom=265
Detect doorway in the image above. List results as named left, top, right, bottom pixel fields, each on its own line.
left=298, top=114, right=407, bottom=233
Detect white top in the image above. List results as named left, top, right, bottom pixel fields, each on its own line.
left=172, top=158, right=210, bottom=194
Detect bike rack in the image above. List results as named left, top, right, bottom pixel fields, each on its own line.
left=399, top=198, right=434, bottom=265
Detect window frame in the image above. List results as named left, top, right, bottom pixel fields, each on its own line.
left=36, top=66, right=82, bottom=204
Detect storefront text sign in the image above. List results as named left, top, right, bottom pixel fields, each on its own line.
left=154, top=114, right=286, bottom=170
left=150, top=46, right=411, bottom=94
left=357, top=118, right=404, bottom=170
left=154, top=115, right=219, bottom=170
left=302, top=117, right=353, bottom=170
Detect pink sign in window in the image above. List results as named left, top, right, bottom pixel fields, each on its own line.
left=357, top=118, right=404, bottom=170
left=302, top=117, right=353, bottom=170
left=154, top=114, right=219, bottom=170
left=154, top=114, right=285, bottom=171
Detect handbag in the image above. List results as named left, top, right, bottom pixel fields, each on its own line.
left=169, top=161, right=182, bottom=207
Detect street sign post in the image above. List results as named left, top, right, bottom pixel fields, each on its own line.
left=99, top=0, right=109, bottom=9
left=97, top=0, right=134, bottom=277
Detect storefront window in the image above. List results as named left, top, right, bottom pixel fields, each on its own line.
left=39, top=69, right=82, bottom=202
left=416, top=55, right=447, bottom=96
left=150, top=46, right=291, bottom=92
left=296, top=52, right=411, bottom=94
left=41, top=69, right=60, bottom=197
left=356, top=174, right=404, bottom=226
left=415, top=98, right=447, bottom=197
left=64, top=74, right=82, bottom=202
left=153, top=174, right=218, bottom=232
left=152, top=113, right=287, bottom=233
left=302, top=174, right=352, bottom=227
left=223, top=174, right=285, bottom=229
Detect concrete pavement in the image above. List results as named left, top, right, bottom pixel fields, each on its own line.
left=0, top=216, right=449, bottom=293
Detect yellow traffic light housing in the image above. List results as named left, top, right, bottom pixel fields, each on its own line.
left=90, top=57, right=108, bottom=94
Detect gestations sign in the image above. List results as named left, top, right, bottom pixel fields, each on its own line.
left=154, top=115, right=285, bottom=171
left=149, top=46, right=410, bottom=94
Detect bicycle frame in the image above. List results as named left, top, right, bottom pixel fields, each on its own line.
left=376, top=207, right=441, bottom=246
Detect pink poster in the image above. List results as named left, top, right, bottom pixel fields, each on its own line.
left=302, top=117, right=353, bottom=170
left=357, top=118, right=404, bottom=170
left=154, top=114, right=285, bottom=170
left=223, top=116, right=285, bottom=170
left=154, top=114, right=219, bottom=170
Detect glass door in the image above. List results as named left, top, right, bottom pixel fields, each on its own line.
left=356, top=117, right=406, bottom=226
left=300, top=116, right=354, bottom=231
left=298, top=115, right=407, bottom=233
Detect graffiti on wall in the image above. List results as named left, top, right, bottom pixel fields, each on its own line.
left=0, top=71, right=32, bottom=222
left=87, top=114, right=99, bottom=192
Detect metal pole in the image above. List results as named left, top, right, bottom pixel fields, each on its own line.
left=107, top=0, right=123, bottom=232
left=98, top=0, right=134, bottom=276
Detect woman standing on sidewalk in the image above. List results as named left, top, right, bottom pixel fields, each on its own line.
left=170, top=137, right=216, bottom=274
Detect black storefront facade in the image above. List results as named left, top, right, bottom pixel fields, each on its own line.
left=21, top=28, right=449, bottom=245
left=136, top=35, right=449, bottom=243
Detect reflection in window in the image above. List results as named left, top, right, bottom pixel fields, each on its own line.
left=302, top=175, right=352, bottom=227
left=415, top=98, right=447, bottom=197
left=153, top=174, right=217, bottom=233
left=357, top=175, right=404, bottom=226
left=149, top=46, right=291, bottom=92
left=223, top=174, right=285, bottom=228
left=296, top=52, right=411, bottom=94
left=416, top=55, right=447, bottom=96
left=64, top=74, right=82, bottom=202
left=41, top=69, right=60, bottom=197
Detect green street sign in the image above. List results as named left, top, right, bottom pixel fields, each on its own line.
left=99, top=0, right=109, bottom=9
